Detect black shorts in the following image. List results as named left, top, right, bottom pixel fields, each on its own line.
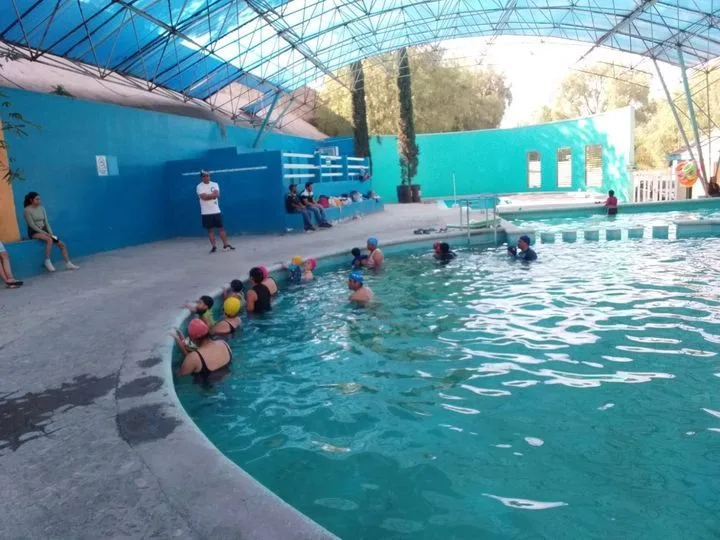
left=201, top=213, right=223, bottom=230
left=28, top=227, right=59, bottom=243
left=607, top=207, right=618, bottom=216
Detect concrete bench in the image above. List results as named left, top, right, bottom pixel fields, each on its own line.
left=285, top=199, right=384, bottom=232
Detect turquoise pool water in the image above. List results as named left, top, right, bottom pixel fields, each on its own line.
left=510, top=208, right=720, bottom=234
left=176, top=239, right=720, bottom=539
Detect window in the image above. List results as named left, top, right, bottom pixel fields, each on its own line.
left=528, top=151, right=541, bottom=188
left=585, top=145, right=603, bottom=188
left=557, top=148, right=572, bottom=188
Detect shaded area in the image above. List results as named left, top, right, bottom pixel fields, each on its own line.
left=116, top=376, right=164, bottom=399
left=117, top=404, right=180, bottom=445
left=0, top=374, right=116, bottom=452
left=137, top=356, right=163, bottom=368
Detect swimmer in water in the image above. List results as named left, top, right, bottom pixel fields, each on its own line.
left=507, top=235, right=537, bottom=261
left=605, top=189, right=618, bottom=216
left=348, top=271, right=373, bottom=303
left=283, top=256, right=304, bottom=284
left=434, top=242, right=456, bottom=263
left=258, top=265, right=278, bottom=295
left=212, top=296, right=242, bottom=337
left=302, top=258, right=316, bottom=282
left=184, top=295, right=215, bottom=326
left=350, top=247, right=368, bottom=268
left=247, top=267, right=272, bottom=314
left=173, top=319, right=232, bottom=382
left=363, top=237, right=384, bottom=269
left=224, top=279, right=245, bottom=302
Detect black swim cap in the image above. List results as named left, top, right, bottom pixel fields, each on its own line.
left=249, top=267, right=264, bottom=283
left=230, top=279, right=244, bottom=292
left=351, top=247, right=361, bottom=257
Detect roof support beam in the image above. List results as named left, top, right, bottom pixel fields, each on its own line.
left=677, top=46, right=709, bottom=194
left=242, top=0, right=349, bottom=89
left=578, top=0, right=657, bottom=62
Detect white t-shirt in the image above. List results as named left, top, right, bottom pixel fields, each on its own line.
left=197, top=181, right=221, bottom=215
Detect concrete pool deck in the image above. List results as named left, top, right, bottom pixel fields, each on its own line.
left=0, top=203, right=472, bottom=539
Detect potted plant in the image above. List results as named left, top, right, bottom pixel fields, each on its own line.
left=396, top=47, right=420, bottom=204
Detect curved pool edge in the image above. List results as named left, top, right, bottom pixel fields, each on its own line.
left=116, top=227, right=503, bottom=540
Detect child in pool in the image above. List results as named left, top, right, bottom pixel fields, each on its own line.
left=302, top=258, right=317, bottom=282
left=350, top=247, right=368, bottom=268
left=184, top=295, right=215, bottom=326
left=283, top=256, right=304, bottom=284
left=224, top=279, right=245, bottom=302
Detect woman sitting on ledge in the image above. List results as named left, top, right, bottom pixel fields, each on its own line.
left=174, top=319, right=232, bottom=382
left=23, top=191, right=79, bottom=272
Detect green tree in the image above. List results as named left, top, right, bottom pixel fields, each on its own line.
left=315, top=46, right=512, bottom=136
left=350, top=60, right=371, bottom=166
left=397, top=47, right=419, bottom=185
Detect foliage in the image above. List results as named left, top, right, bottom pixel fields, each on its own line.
left=397, top=47, right=419, bottom=185
left=350, top=60, right=371, bottom=167
left=0, top=52, right=36, bottom=184
left=51, top=85, right=74, bottom=97
left=314, top=46, right=512, bottom=136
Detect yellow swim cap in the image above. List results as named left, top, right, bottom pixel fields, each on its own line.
left=224, top=296, right=241, bottom=317
left=291, top=256, right=303, bottom=266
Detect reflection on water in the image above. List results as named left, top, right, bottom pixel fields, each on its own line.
left=176, top=238, right=720, bottom=539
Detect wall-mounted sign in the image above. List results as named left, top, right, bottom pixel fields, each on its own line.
left=96, top=155, right=108, bottom=176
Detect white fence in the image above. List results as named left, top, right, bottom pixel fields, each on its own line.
left=632, top=169, right=676, bottom=202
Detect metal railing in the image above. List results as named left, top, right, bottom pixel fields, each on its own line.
left=451, top=194, right=498, bottom=244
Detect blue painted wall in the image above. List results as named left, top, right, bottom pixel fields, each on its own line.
left=337, top=108, right=634, bottom=202
left=1, top=88, right=319, bottom=255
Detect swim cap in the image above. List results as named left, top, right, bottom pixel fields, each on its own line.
left=188, top=318, right=209, bottom=341
left=224, top=296, right=241, bottom=317
left=258, top=265, right=269, bottom=279
left=349, top=271, right=364, bottom=284
left=519, top=235, right=531, bottom=245
left=367, top=237, right=378, bottom=247
left=307, top=258, right=317, bottom=270
left=291, top=256, right=303, bottom=266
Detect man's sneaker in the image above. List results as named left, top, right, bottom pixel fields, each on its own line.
left=210, top=246, right=217, bottom=254
left=304, top=226, right=316, bottom=232
left=223, top=244, right=235, bottom=251
left=320, top=222, right=333, bottom=228
left=66, top=262, right=80, bottom=270
left=44, top=259, right=56, bottom=272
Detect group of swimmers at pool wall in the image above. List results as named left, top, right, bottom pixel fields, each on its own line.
left=172, top=239, right=385, bottom=382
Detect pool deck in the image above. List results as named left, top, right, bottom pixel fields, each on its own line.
left=0, top=203, right=464, bottom=540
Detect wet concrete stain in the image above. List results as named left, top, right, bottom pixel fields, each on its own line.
left=0, top=374, right=116, bottom=452
left=116, top=376, right=164, bottom=399
left=137, top=356, right=162, bottom=368
left=116, top=404, right=180, bottom=445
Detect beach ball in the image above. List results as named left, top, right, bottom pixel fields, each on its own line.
left=676, top=160, right=698, bottom=187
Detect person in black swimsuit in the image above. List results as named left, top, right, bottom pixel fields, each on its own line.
left=174, top=319, right=232, bottom=384
left=213, top=297, right=242, bottom=337
left=246, top=267, right=272, bottom=314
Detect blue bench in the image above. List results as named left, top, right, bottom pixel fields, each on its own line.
left=285, top=199, right=384, bottom=232
left=3, top=239, right=52, bottom=279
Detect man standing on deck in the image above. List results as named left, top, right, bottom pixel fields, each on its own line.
left=197, top=170, right=234, bottom=253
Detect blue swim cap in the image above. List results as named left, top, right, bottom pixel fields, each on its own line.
left=349, top=271, right=364, bottom=284
left=519, top=235, right=531, bottom=245
left=367, top=236, right=378, bottom=247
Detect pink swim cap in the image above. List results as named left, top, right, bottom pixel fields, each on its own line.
left=259, top=265, right=269, bottom=279
left=307, top=258, right=317, bottom=270
left=188, top=318, right=209, bottom=341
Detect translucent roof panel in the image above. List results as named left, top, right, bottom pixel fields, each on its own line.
left=1, top=0, right=718, bottom=99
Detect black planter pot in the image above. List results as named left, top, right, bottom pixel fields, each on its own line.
left=410, top=184, right=421, bottom=203
left=396, top=184, right=412, bottom=204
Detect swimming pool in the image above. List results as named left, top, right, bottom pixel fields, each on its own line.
left=509, top=208, right=720, bottom=234
left=176, top=238, right=720, bottom=539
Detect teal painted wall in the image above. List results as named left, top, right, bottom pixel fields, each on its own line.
left=366, top=108, right=634, bottom=202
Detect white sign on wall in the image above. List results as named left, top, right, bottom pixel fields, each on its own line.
left=96, top=155, right=108, bottom=177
